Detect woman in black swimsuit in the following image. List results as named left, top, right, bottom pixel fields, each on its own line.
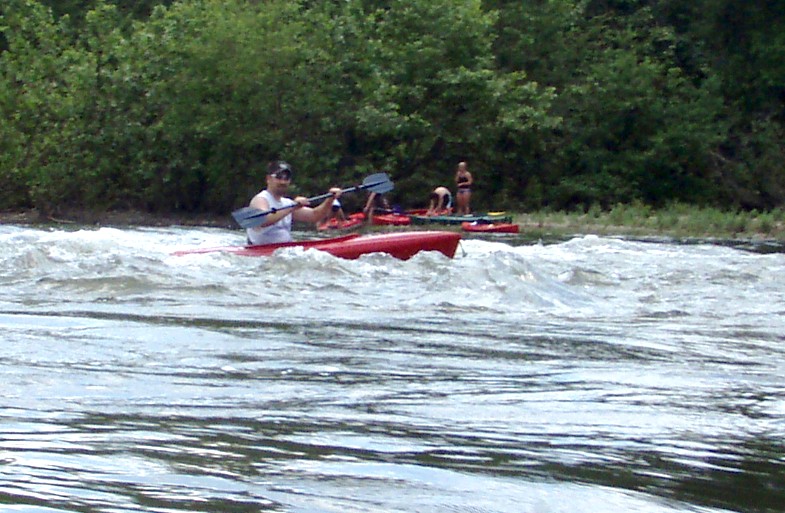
left=454, top=161, right=473, bottom=215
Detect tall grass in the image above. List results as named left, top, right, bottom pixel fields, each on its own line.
left=515, top=204, right=785, bottom=240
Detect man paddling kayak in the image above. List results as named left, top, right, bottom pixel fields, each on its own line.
left=246, top=161, right=342, bottom=245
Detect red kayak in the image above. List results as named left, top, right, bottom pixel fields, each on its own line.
left=343, top=211, right=411, bottom=226
left=371, top=213, right=411, bottom=226
left=173, top=231, right=461, bottom=260
left=461, top=221, right=520, bottom=234
left=317, top=217, right=364, bottom=231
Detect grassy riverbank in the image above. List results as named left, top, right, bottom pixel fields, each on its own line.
left=3, top=203, right=785, bottom=242
left=512, top=203, right=785, bottom=242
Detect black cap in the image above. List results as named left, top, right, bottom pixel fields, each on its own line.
left=267, top=160, right=293, bottom=180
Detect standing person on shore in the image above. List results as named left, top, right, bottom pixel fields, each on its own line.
left=427, top=186, right=452, bottom=216
left=454, top=161, right=473, bottom=215
left=246, top=161, right=342, bottom=244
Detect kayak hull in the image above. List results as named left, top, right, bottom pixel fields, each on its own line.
left=371, top=213, right=411, bottom=226
left=461, top=222, right=520, bottom=233
left=345, top=211, right=411, bottom=226
left=173, top=231, right=461, bottom=260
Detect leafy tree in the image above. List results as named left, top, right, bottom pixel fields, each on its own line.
left=692, top=0, right=785, bottom=208
left=38, top=0, right=174, bottom=25
left=327, top=0, right=558, bottom=207
left=488, top=1, right=729, bottom=210
left=123, top=0, right=352, bottom=212
left=0, top=0, right=92, bottom=214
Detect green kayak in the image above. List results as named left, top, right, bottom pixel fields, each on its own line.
left=410, top=212, right=513, bottom=225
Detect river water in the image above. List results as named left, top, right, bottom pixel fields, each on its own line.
left=1, top=224, right=783, bottom=513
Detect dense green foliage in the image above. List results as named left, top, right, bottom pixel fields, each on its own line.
left=1, top=0, right=783, bottom=216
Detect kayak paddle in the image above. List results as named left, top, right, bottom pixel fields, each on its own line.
left=232, top=172, right=394, bottom=229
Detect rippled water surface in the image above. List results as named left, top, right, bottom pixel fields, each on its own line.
left=1, top=225, right=784, bottom=513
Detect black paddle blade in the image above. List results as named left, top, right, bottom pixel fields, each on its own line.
left=361, top=172, right=394, bottom=194
left=232, top=206, right=260, bottom=224
left=231, top=206, right=277, bottom=229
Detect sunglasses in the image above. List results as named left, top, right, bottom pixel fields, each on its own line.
left=269, top=170, right=292, bottom=180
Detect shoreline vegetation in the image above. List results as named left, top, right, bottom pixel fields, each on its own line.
left=3, top=2, right=785, bottom=220
left=2, top=203, right=785, bottom=244
left=518, top=204, right=785, bottom=243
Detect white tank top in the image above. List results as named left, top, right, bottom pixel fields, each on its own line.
left=246, top=190, right=296, bottom=245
